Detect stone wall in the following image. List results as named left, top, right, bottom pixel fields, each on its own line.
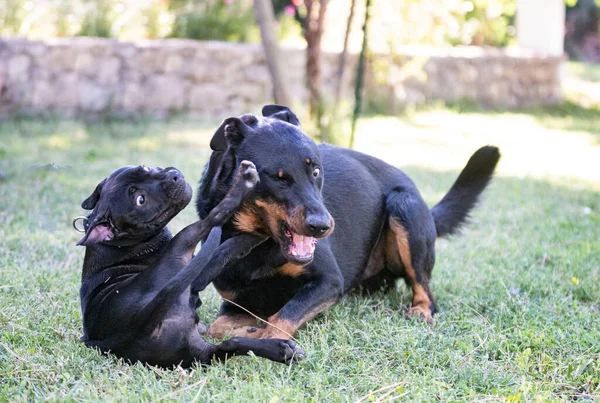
left=0, top=37, right=564, bottom=119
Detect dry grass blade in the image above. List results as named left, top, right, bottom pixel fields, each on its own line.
left=354, top=381, right=406, bottom=403
left=221, top=297, right=298, bottom=342
left=150, top=378, right=208, bottom=403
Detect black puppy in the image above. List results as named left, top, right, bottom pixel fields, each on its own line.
left=75, top=161, right=304, bottom=367
left=196, top=105, right=500, bottom=340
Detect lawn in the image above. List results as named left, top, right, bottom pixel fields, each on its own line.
left=0, top=99, right=599, bottom=401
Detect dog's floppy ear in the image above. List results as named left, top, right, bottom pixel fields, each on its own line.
left=261, top=104, right=300, bottom=126
left=210, top=117, right=248, bottom=151
left=81, top=178, right=106, bottom=210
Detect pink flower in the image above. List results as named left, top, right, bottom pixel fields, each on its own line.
left=223, top=0, right=234, bottom=4
left=284, top=5, right=296, bottom=16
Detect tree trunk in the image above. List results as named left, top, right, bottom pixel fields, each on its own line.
left=254, top=0, right=292, bottom=106
left=303, top=0, right=329, bottom=141
left=333, top=0, right=357, bottom=110
left=349, top=0, right=372, bottom=149
left=324, top=0, right=357, bottom=144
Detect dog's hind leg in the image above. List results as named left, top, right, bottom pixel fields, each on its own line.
left=386, top=191, right=437, bottom=323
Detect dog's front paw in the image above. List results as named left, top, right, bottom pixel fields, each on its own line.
left=406, top=306, right=435, bottom=325
left=239, top=160, right=259, bottom=188
left=278, top=339, right=305, bottom=364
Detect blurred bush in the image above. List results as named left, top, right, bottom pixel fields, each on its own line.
left=169, top=0, right=257, bottom=42
left=1, top=0, right=518, bottom=48
left=368, top=0, right=516, bottom=52
left=0, top=0, right=256, bottom=41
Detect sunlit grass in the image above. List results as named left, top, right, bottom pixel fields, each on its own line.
left=0, top=105, right=598, bottom=401
left=356, top=109, right=600, bottom=185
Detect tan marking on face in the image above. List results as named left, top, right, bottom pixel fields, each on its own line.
left=278, top=170, right=284, bottom=178
left=207, top=314, right=258, bottom=340
left=233, top=206, right=261, bottom=233
left=389, top=218, right=434, bottom=324
left=255, top=199, right=288, bottom=238
left=277, top=262, right=305, bottom=277
left=305, top=158, right=311, bottom=164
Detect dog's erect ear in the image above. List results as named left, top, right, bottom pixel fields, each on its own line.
left=261, top=104, right=300, bottom=126
left=81, top=178, right=106, bottom=210
left=76, top=223, right=114, bottom=246
left=210, top=117, right=248, bottom=151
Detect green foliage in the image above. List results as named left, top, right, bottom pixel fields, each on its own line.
left=169, top=0, right=257, bottom=42
left=77, top=0, right=115, bottom=38
left=0, top=0, right=257, bottom=42
left=373, top=0, right=517, bottom=49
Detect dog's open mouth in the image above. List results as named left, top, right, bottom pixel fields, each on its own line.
left=281, top=223, right=318, bottom=264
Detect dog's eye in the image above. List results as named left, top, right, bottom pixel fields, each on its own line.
left=136, top=195, right=145, bottom=206
left=313, top=168, right=320, bottom=178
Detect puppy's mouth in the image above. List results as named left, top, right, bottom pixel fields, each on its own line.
left=280, top=222, right=317, bottom=264
left=144, top=206, right=176, bottom=224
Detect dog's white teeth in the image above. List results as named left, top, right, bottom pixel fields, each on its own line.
left=291, top=250, right=297, bottom=256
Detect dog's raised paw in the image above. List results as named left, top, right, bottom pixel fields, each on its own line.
left=279, top=340, right=305, bottom=364
left=239, top=160, right=259, bottom=188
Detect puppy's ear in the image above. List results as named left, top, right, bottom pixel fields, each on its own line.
left=261, top=104, right=300, bottom=126
left=76, top=223, right=114, bottom=246
left=210, top=117, right=249, bottom=151
left=81, top=178, right=106, bottom=210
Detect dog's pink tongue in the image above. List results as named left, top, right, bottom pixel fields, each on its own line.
left=291, top=233, right=316, bottom=257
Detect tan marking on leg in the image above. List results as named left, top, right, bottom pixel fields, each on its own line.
left=260, top=299, right=337, bottom=340
left=260, top=313, right=297, bottom=340
left=207, top=314, right=258, bottom=340
left=362, top=234, right=386, bottom=280
left=277, top=262, right=305, bottom=277
left=389, top=218, right=434, bottom=324
left=226, top=326, right=265, bottom=338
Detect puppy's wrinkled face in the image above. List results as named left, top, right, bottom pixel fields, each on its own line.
left=77, top=165, right=192, bottom=246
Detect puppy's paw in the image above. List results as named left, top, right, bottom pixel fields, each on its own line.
left=278, top=339, right=305, bottom=364
left=239, top=160, right=259, bottom=188
left=196, top=322, right=208, bottom=335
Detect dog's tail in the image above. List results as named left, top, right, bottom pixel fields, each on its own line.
left=430, top=146, right=500, bottom=238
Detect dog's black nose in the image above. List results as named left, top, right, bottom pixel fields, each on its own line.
left=165, top=169, right=181, bottom=182
left=306, top=216, right=330, bottom=237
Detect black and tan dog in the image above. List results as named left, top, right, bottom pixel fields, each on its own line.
left=196, top=105, right=500, bottom=340
left=75, top=161, right=304, bottom=367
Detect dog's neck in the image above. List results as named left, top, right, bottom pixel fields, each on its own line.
left=81, top=227, right=173, bottom=278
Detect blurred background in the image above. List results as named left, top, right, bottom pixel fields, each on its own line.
left=0, top=0, right=598, bottom=146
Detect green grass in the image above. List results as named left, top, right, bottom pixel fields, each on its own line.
left=1, top=105, right=599, bottom=402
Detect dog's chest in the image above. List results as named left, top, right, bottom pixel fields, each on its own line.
left=213, top=241, right=309, bottom=290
